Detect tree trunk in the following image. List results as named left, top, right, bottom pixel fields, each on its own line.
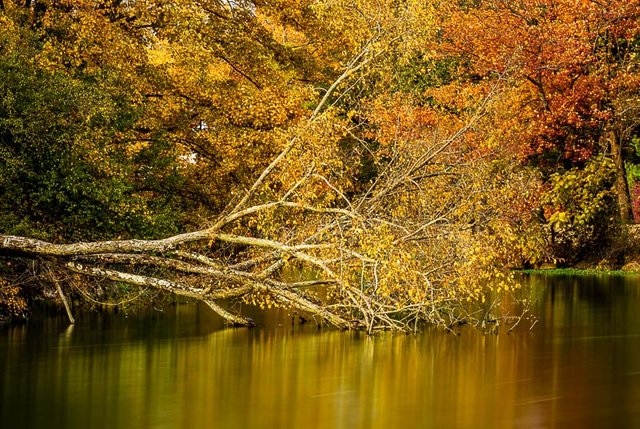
left=609, top=130, right=633, bottom=223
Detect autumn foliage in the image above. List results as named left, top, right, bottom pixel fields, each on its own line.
left=0, top=0, right=639, bottom=330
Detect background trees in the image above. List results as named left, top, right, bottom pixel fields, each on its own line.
left=436, top=0, right=640, bottom=261
left=0, top=14, right=184, bottom=241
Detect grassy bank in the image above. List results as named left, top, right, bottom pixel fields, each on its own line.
left=515, top=268, right=640, bottom=276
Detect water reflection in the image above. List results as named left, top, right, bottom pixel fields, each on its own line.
left=1, top=275, right=640, bottom=428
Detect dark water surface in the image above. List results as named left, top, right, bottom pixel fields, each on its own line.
left=2, top=274, right=640, bottom=428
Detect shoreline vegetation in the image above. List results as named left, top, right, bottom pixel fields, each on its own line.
left=517, top=268, right=640, bottom=277
left=1, top=0, right=639, bottom=331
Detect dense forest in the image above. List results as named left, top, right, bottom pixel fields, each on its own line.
left=0, top=0, right=639, bottom=331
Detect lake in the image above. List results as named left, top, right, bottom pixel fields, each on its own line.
left=1, top=274, right=640, bottom=428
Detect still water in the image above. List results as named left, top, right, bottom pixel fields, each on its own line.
left=1, top=274, right=640, bottom=428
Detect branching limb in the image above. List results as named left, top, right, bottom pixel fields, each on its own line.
left=205, top=300, right=255, bottom=326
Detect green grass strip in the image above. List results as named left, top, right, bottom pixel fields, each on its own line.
left=515, top=268, right=640, bottom=276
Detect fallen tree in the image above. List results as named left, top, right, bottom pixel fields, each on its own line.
left=0, top=82, right=529, bottom=333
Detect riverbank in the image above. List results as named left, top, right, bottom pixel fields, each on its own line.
left=516, top=268, right=640, bottom=276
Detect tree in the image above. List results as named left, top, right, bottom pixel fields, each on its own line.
left=0, top=14, right=184, bottom=242
left=439, top=0, right=640, bottom=224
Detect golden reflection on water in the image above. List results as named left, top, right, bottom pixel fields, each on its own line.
left=2, top=274, right=640, bottom=428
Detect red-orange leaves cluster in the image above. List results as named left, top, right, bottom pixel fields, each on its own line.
left=362, top=93, right=439, bottom=151
left=440, top=0, right=640, bottom=165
